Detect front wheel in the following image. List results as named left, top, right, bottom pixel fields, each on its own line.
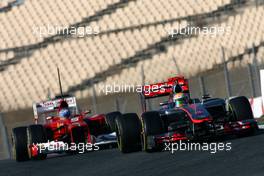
left=12, top=127, right=29, bottom=162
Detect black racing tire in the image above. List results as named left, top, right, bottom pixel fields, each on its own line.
left=12, top=127, right=29, bottom=162
left=229, top=96, right=254, bottom=121
left=115, top=113, right=142, bottom=153
left=105, top=111, right=122, bottom=132
left=142, top=111, right=164, bottom=152
left=27, top=125, right=47, bottom=160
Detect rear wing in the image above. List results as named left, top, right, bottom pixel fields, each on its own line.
left=140, top=76, right=189, bottom=112
left=33, top=97, right=78, bottom=121
left=142, top=76, right=189, bottom=99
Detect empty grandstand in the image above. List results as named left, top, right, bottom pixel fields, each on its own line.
left=0, top=0, right=264, bottom=128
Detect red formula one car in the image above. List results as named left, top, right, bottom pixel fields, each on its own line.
left=12, top=96, right=117, bottom=161
left=115, top=76, right=258, bottom=153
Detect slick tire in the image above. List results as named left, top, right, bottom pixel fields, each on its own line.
left=12, top=127, right=29, bottom=162
left=115, top=113, right=142, bottom=153
left=228, top=96, right=254, bottom=121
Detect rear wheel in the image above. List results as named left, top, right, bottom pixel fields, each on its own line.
left=115, top=113, right=141, bottom=153
left=142, top=111, right=164, bottom=152
left=27, top=125, right=47, bottom=160
left=229, top=96, right=258, bottom=135
left=229, top=96, right=254, bottom=121
left=105, top=111, right=122, bottom=132
left=12, top=127, right=29, bottom=162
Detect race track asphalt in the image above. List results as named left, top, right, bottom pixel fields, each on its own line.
left=1, top=131, right=264, bottom=176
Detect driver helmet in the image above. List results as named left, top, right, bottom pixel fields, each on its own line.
left=59, top=108, right=71, bottom=118
left=173, top=92, right=189, bottom=107
left=58, top=100, right=71, bottom=118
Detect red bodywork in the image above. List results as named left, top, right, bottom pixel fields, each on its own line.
left=30, top=113, right=108, bottom=157
left=44, top=116, right=91, bottom=143
left=30, top=97, right=109, bottom=157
